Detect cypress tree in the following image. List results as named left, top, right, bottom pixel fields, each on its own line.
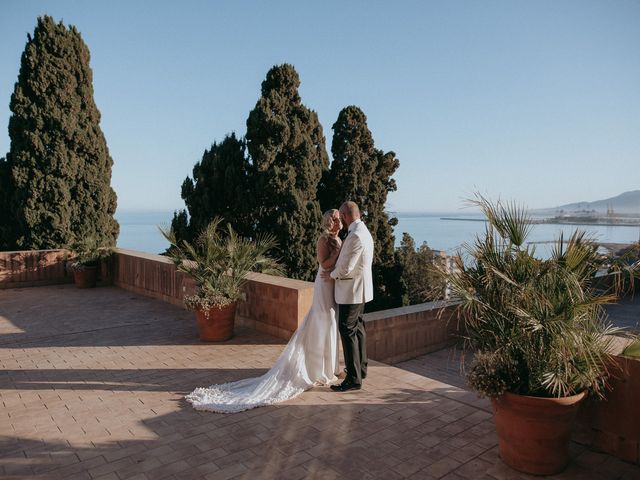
left=246, top=64, right=329, bottom=280
left=171, top=133, right=253, bottom=242
left=319, top=105, right=376, bottom=212
left=320, top=105, right=402, bottom=309
left=2, top=16, right=118, bottom=250
left=0, top=157, right=10, bottom=249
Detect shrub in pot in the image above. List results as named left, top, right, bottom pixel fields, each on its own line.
left=161, top=218, right=281, bottom=342
left=441, top=196, right=636, bottom=475
left=69, top=238, right=113, bottom=288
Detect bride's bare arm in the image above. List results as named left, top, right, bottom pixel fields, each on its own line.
left=317, top=236, right=341, bottom=270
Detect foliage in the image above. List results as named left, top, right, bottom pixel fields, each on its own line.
left=171, top=133, right=254, bottom=244
left=623, top=341, right=640, bottom=358
left=442, top=195, right=633, bottom=399
left=161, top=218, right=281, bottom=311
left=169, top=209, right=190, bottom=246
left=167, top=67, right=405, bottom=308
left=69, top=237, right=113, bottom=271
left=1, top=15, right=118, bottom=250
left=0, top=157, right=10, bottom=249
left=319, top=106, right=377, bottom=212
left=319, top=105, right=402, bottom=309
left=396, top=232, right=446, bottom=305
left=246, top=64, right=329, bottom=281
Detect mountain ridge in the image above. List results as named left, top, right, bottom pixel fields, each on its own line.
left=534, top=190, right=640, bottom=215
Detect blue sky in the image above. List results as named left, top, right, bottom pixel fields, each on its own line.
left=1, top=1, right=638, bottom=213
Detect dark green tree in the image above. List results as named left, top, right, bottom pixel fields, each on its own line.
left=246, top=64, right=329, bottom=280
left=367, top=149, right=402, bottom=310
left=169, top=209, right=190, bottom=245
left=320, top=105, right=401, bottom=309
left=0, top=157, right=10, bottom=249
left=1, top=16, right=118, bottom=250
left=171, top=133, right=253, bottom=242
left=396, top=232, right=446, bottom=305
left=319, top=105, right=376, bottom=212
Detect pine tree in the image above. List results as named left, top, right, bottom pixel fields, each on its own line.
left=2, top=16, right=118, bottom=250
left=171, top=133, right=253, bottom=242
left=246, top=64, right=329, bottom=280
left=320, top=106, right=402, bottom=308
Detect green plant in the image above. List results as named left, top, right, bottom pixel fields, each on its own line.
left=442, top=195, right=635, bottom=399
left=3, top=16, right=118, bottom=250
left=161, top=217, right=281, bottom=312
left=623, top=340, right=640, bottom=358
left=69, top=237, right=113, bottom=271
left=246, top=64, right=328, bottom=281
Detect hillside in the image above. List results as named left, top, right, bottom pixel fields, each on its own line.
left=534, top=190, right=640, bottom=215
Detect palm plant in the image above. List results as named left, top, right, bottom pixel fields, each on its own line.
left=446, top=195, right=633, bottom=399
left=161, top=217, right=281, bottom=312
left=69, top=237, right=113, bottom=271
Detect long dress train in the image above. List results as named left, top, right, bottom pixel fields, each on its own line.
left=185, top=266, right=340, bottom=413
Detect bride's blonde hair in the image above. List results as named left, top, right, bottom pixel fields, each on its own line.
left=321, top=209, right=338, bottom=235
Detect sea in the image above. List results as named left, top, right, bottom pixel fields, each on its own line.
left=115, top=210, right=640, bottom=259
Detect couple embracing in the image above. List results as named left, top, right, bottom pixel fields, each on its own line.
left=187, top=201, right=374, bottom=413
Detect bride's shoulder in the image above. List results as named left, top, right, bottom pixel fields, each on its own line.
left=317, top=234, right=329, bottom=246
left=317, top=233, right=340, bottom=247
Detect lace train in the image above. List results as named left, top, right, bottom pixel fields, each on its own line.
left=186, top=267, right=340, bottom=413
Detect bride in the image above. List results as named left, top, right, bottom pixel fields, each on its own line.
left=185, top=209, right=343, bottom=413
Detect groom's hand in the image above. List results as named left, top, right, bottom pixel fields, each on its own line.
left=320, top=270, right=332, bottom=281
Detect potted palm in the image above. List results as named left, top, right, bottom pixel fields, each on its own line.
left=161, top=218, right=281, bottom=342
left=69, top=238, right=113, bottom=288
left=442, top=196, right=634, bottom=475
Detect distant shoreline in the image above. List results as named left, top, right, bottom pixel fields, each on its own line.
left=440, top=217, right=486, bottom=222
left=440, top=217, right=640, bottom=227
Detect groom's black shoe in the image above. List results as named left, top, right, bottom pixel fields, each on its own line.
left=331, top=380, right=362, bottom=392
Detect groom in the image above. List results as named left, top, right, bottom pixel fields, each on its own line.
left=324, top=201, right=374, bottom=392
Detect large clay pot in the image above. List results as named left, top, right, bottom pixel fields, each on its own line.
left=195, top=303, right=237, bottom=342
left=73, top=266, right=98, bottom=288
left=492, top=391, right=586, bottom=475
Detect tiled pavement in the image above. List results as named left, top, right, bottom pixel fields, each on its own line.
left=604, top=295, right=640, bottom=333
left=1, top=285, right=639, bottom=480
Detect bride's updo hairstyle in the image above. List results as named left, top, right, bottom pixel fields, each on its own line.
left=322, top=209, right=338, bottom=235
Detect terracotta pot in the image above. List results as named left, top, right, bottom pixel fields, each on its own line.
left=492, top=391, right=586, bottom=475
left=73, top=266, right=98, bottom=288
left=195, top=303, right=237, bottom=342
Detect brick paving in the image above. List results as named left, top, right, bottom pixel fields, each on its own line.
left=605, top=296, right=640, bottom=333
left=1, top=285, right=639, bottom=480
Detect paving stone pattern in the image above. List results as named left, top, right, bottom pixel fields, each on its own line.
left=1, top=285, right=639, bottom=479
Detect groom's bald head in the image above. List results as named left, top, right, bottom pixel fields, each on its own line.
left=339, top=201, right=360, bottom=227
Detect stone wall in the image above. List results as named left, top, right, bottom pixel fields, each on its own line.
left=576, top=343, right=640, bottom=464
left=112, top=249, right=314, bottom=340
left=364, top=301, right=461, bottom=364
left=0, top=249, right=72, bottom=288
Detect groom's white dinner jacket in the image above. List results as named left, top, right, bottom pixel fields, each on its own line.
left=330, top=219, right=374, bottom=305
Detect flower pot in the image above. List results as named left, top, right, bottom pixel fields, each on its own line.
left=492, top=391, right=586, bottom=475
left=195, top=303, right=237, bottom=342
left=73, top=266, right=98, bottom=288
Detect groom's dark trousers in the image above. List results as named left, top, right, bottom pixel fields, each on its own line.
left=337, top=303, right=368, bottom=385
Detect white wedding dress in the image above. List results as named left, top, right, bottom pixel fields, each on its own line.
left=185, top=266, right=340, bottom=413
